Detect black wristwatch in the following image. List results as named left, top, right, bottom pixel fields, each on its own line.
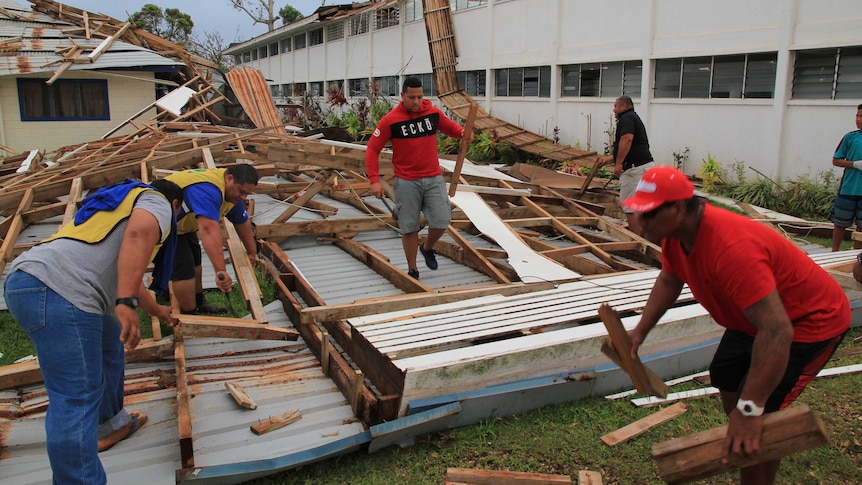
left=115, top=297, right=139, bottom=309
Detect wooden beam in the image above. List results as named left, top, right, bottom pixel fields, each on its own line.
left=652, top=404, right=829, bottom=484
left=449, top=102, right=479, bottom=197
left=298, top=281, right=555, bottom=324
left=600, top=402, right=687, bottom=446
left=174, top=328, right=194, bottom=468
left=445, top=468, right=572, bottom=484
left=599, top=304, right=668, bottom=398
left=178, top=317, right=298, bottom=340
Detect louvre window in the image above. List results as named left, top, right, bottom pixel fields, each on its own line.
left=326, top=22, right=344, bottom=41
left=456, top=70, right=486, bottom=96
left=294, top=33, right=306, bottom=50
left=656, top=53, right=776, bottom=99
left=452, top=0, right=487, bottom=12
left=494, top=66, right=551, bottom=97
left=792, top=47, right=862, bottom=100
left=405, top=0, right=423, bottom=22
left=375, top=7, right=399, bottom=30
left=349, top=13, right=369, bottom=36
left=281, top=38, right=291, bottom=53
left=374, top=76, right=399, bottom=96
left=309, top=28, right=324, bottom=46
left=561, top=61, right=641, bottom=98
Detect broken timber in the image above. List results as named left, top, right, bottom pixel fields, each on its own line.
left=600, top=402, right=687, bottom=446
left=652, top=404, right=829, bottom=484
left=599, top=304, right=669, bottom=398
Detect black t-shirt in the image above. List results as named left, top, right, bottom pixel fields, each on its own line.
left=614, top=108, right=653, bottom=168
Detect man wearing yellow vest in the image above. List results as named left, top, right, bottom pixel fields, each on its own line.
left=165, top=165, right=259, bottom=314
left=4, top=179, right=183, bottom=484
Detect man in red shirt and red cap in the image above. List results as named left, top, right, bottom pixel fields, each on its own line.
left=623, top=165, right=849, bottom=484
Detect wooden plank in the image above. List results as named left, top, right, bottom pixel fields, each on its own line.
left=652, top=404, right=828, bottom=484
left=445, top=467, right=572, bottom=485
left=174, top=328, right=194, bottom=468
left=577, top=471, right=603, bottom=485
left=600, top=402, right=687, bottom=446
left=250, top=409, right=301, bottom=435
left=225, top=381, right=258, bottom=410
left=0, top=188, right=34, bottom=276
left=178, top=318, right=298, bottom=340
left=448, top=102, right=479, bottom=196
left=599, top=304, right=668, bottom=398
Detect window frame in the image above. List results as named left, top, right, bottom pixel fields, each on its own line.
left=494, top=66, right=551, bottom=98
left=655, top=52, right=777, bottom=99
left=375, top=6, right=400, bottom=30
left=308, top=28, right=324, bottom=47
left=326, top=22, right=345, bottom=42
left=792, top=46, right=862, bottom=100
left=18, top=78, right=111, bottom=122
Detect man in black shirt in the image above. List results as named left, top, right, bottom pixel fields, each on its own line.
left=602, top=96, right=655, bottom=235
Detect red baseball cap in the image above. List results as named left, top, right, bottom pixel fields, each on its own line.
left=622, top=166, right=694, bottom=213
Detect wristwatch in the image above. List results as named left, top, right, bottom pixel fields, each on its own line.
left=856, top=252, right=862, bottom=265
left=736, top=399, right=765, bottom=417
left=115, top=297, right=139, bottom=309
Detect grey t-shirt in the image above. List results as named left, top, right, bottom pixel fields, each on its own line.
left=8, top=192, right=172, bottom=315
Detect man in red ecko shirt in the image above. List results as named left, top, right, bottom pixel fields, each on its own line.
left=623, top=166, right=849, bottom=485
left=365, top=77, right=472, bottom=279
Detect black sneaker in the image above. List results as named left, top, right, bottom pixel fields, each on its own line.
left=419, top=246, right=438, bottom=270
left=407, top=269, right=420, bottom=280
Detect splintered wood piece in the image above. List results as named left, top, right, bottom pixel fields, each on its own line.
left=225, top=381, right=258, bottom=410
left=599, top=304, right=668, bottom=398
left=445, top=467, right=572, bottom=484
left=577, top=471, right=603, bottom=485
left=250, top=409, right=301, bottom=435
left=601, top=402, right=687, bottom=446
left=652, top=404, right=828, bottom=484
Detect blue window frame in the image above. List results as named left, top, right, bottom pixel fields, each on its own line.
left=18, top=78, right=110, bottom=121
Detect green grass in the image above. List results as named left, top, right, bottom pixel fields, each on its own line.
left=248, top=327, right=862, bottom=485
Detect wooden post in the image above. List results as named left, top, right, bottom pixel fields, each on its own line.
left=448, top=102, right=479, bottom=197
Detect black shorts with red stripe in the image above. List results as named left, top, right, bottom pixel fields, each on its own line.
left=709, top=329, right=848, bottom=412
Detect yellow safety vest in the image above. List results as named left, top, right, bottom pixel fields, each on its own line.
left=165, top=168, right=236, bottom=235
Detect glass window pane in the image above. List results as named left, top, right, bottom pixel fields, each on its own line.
left=495, top=69, right=508, bottom=96
left=523, top=67, right=539, bottom=96
left=539, top=66, right=551, bottom=97
left=792, top=50, right=836, bottom=99
left=836, top=47, right=862, bottom=100
left=508, top=68, right=523, bottom=96
left=580, top=63, right=600, bottom=97
left=600, top=62, right=623, bottom=97
left=681, top=57, right=711, bottom=98
left=744, top=53, right=777, bottom=99
left=655, top=59, right=681, bottom=98
left=561, top=65, right=579, bottom=97
left=711, top=55, right=744, bottom=98
left=622, top=61, right=642, bottom=97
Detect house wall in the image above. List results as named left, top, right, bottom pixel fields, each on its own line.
left=0, top=71, right=157, bottom=153
left=229, top=0, right=862, bottom=180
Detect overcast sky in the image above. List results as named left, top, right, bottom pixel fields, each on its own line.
left=64, top=1, right=326, bottom=43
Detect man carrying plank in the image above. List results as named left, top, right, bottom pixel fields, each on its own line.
left=623, top=166, right=849, bottom=484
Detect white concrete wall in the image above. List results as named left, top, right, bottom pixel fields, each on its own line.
left=229, top=0, right=862, bottom=180
left=0, top=71, right=156, bottom=153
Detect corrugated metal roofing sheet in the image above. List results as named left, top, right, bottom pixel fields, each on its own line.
left=0, top=301, right=368, bottom=485
left=0, top=4, right=183, bottom=77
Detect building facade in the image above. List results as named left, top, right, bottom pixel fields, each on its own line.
left=226, top=0, right=862, bottom=180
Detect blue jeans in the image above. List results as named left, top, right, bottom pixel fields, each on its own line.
left=4, top=270, right=126, bottom=485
